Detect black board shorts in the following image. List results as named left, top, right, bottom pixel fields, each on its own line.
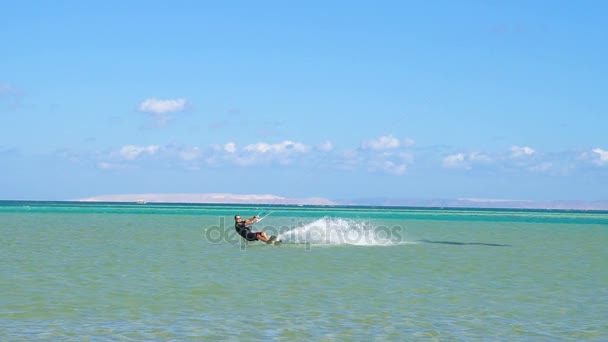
left=237, top=227, right=259, bottom=241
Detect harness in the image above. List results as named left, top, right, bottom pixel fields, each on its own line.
left=235, top=221, right=250, bottom=238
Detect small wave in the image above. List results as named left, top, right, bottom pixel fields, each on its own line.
left=277, top=217, right=407, bottom=246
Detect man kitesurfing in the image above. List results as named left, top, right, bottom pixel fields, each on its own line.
left=234, top=214, right=277, bottom=244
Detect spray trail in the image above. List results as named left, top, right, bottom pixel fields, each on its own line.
left=277, top=217, right=407, bottom=246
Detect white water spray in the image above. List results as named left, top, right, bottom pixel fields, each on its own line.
left=277, top=217, right=407, bottom=246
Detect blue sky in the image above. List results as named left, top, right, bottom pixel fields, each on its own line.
left=1, top=1, right=607, bottom=201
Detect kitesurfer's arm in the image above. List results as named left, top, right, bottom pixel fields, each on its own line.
left=244, top=216, right=259, bottom=226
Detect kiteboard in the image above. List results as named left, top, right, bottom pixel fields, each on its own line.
left=267, top=235, right=282, bottom=245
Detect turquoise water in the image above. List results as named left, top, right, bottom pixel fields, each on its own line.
left=1, top=201, right=607, bottom=341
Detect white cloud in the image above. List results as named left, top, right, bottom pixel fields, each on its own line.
left=97, top=162, right=128, bottom=170
left=591, top=148, right=608, bottom=166
left=177, top=146, right=202, bottom=161
left=362, top=135, right=413, bottom=150
left=442, top=153, right=470, bottom=169
left=367, top=151, right=413, bottom=175
left=402, top=138, right=415, bottom=147
left=333, top=149, right=361, bottom=170
left=97, top=144, right=205, bottom=170
left=316, top=141, right=334, bottom=152
left=528, top=162, right=553, bottom=172
left=97, top=141, right=316, bottom=169
left=118, top=145, right=160, bottom=160
left=138, top=98, right=186, bottom=114
left=231, top=156, right=257, bottom=166
left=469, top=152, right=493, bottom=162
left=441, top=148, right=547, bottom=170
left=380, top=160, right=407, bottom=175
left=244, top=140, right=310, bottom=154
left=224, top=142, right=237, bottom=154
left=511, top=146, right=535, bottom=158
left=70, top=138, right=608, bottom=178
left=221, top=140, right=312, bottom=166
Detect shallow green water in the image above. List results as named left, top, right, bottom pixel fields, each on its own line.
left=1, top=202, right=607, bottom=340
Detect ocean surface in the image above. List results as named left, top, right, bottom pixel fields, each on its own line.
left=1, top=201, right=607, bottom=341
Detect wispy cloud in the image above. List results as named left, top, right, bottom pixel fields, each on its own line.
left=116, top=145, right=160, bottom=160
left=224, top=142, right=237, bottom=154
left=94, top=144, right=204, bottom=170
left=385, top=161, right=407, bottom=175
left=166, top=144, right=203, bottom=161
left=137, top=98, right=187, bottom=127
left=361, top=135, right=414, bottom=150
left=97, top=162, right=129, bottom=170
left=55, top=147, right=83, bottom=162
left=358, top=135, right=415, bottom=174
left=237, top=140, right=310, bottom=165
left=442, top=153, right=470, bottom=169
left=59, top=139, right=605, bottom=179
left=366, top=151, right=413, bottom=175
left=441, top=146, right=545, bottom=171
left=200, top=140, right=314, bottom=167
left=244, top=140, right=310, bottom=154
left=316, top=141, right=334, bottom=152
left=590, top=147, right=608, bottom=166
left=528, top=162, right=553, bottom=172
left=511, top=146, right=535, bottom=158
left=138, top=98, right=186, bottom=114
left=334, top=149, right=362, bottom=170
left=468, top=152, right=493, bottom=162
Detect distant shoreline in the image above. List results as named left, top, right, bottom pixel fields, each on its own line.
left=2, top=193, right=607, bottom=211
left=77, top=193, right=608, bottom=210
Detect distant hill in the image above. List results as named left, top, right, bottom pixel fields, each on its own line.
left=339, top=197, right=608, bottom=210
left=76, top=193, right=608, bottom=210
left=76, top=193, right=336, bottom=206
